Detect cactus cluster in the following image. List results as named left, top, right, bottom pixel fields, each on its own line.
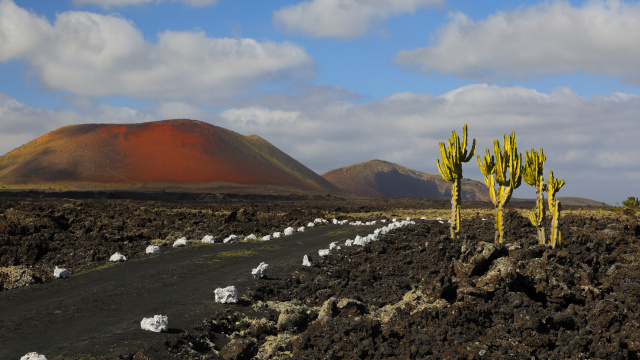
left=477, top=132, right=522, bottom=244
left=436, top=124, right=476, bottom=239
left=435, top=126, right=566, bottom=247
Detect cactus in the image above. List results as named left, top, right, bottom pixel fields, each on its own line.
left=477, top=132, right=522, bottom=243
left=523, top=148, right=547, bottom=244
left=436, top=124, right=476, bottom=239
left=546, top=170, right=565, bottom=248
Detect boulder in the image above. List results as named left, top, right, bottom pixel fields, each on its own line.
left=272, top=232, right=282, bottom=239
left=201, top=235, right=215, bottom=244
left=109, top=252, right=127, bottom=262
left=297, top=226, right=305, bottom=232
left=245, top=234, right=258, bottom=241
left=251, top=262, right=269, bottom=279
left=215, top=285, right=239, bottom=303
left=145, top=245, right=161, bottom=254
left=261, top=234, right=271, bottom=241
left=20, top=353, right=47, bottom=360
left=53, top=266, right=69, bottom=279
left=173, top=237, right=188, bottom=247
left=140, top=315, right=168, bottom=333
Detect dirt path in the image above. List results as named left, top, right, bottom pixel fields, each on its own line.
left=0, top=224, right=378, bottom=359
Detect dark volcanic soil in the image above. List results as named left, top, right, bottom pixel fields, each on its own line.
left=1, top=192, right=638, bottom=359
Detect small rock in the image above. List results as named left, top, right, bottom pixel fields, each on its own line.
left=20, top=353, right=47, bottom=360
left=284, top=227, right=294, bottom=236
left=302, top=255, right=315, bottom=267
left=261, top=234, right=271, bottom=241
left=215, top=285, right=239, bottom=303
left=251, top=262, right=269, bottom=279
left=173, top=237, right=188, bottom=248
left=145, top=245, right=161, bottom=254
left=297, top=226, right=306, bottom=232
left=109, top=252, right=127, bottom=262
left=53, top=266, right=68, bottom=279
left=140, top=315, right=168, bottom=332
left=272, top=232, right=282, bottom=239
left=245, top=234, right=258, bottom=241
left=318, top=249, right=332, bottom=258
left=223, top=235, right=239, bottom=243
left=329, top=242, right=341, bottom=250
left=201, top=235, right=215, bottom=244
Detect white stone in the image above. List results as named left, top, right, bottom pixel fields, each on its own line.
left=173, top=237, right=188, bottom=247
left=272, top=232, right=282, bottom=239
left=109, top=252, right=127, bottom=262
left=53, top=266, right=68, bottom=279
left=140, top=315, right=168, bottom=332
left=302, top=255, right=315, bottom=267
left=307, top=222, right=315, bottom=228
left=146, top=245, right=161, bottom=254
left=283, top=227, right=294, bottom=236
left=345, top=239, right=354, bottom=246
left=381, top=219, right=387, bottom=223
left=251, top=262, right=269, bottom=278
left=421, top=217, right=427, bottom=220
left=201, top=235, right=215, bottom=243
left=20, top=353, right=47, bottom=360
left=314, top=218, right=324, bottom=223
left=297, top=226, right=305, bottom=232
left=329, top=242, right=341, bottom=251
left=245, top=234, right=258, bottom=241
left=318, top=249, right=332, bottom=258
left=215, top=286, right=238, bottom=303
left=223, top=235, right=239, bottom=243
left=261, top=234, right=271, bottom=241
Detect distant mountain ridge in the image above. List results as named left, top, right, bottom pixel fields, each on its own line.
left=322, top=159, right=491, bottom=201
left=0, top=119, right=345, bottom=195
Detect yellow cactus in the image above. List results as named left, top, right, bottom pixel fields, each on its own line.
left=436, top=125, right=476, bottom=239
left=478, top=132, right=522, bottom=244
left=523, top=148, right=547, bottom=244
left=547, top=170, right=565, bottom=248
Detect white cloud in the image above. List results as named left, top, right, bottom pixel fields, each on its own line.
left=273, top=0, right=444, bottom=39
left=0, top=0, right=312, bottom=102
left=0, top=92, right=154, bottom=154
left=219, top=84, right=640, bottom=204
left=71, top=0, right=218, bottom=8
left=394, top=0, right=640, bottom=82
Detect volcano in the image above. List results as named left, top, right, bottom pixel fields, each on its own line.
left=322, top=159, right=490, bottom=200
left=0, top=119, right=344, bottom=195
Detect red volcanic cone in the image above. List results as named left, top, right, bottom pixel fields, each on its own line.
left=0, top=119, right=343, bottom=194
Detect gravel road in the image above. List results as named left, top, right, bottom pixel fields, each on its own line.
left=0, top=224, right=378, bottom=359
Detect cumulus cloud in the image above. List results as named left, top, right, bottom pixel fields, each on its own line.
left=72, top=0, right=218, bottom=8
left=273, top=0, right=444, bottom=39
left=394, top=0, right=640, bottom=83
left=0, top=92, right=154, bottom=154
left=0, top=0, right=312, bottom=102
left=219, top=84, right=640, bottom=204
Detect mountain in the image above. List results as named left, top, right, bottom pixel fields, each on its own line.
left=321, top=159, right=491, bottom=201
left=0, top=119, right=345, bottom=195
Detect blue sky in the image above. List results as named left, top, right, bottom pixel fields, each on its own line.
left=1, top=0, right=639, bottom=204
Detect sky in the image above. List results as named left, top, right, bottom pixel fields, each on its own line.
left=1, top=0, right=639, bottom=205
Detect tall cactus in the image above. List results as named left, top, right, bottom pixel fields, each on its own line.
left=546, top=170, right=565, bottom=248
left=477, top=132, right=522, bottom=243
left=436, top=124, right=476, bottom=239
left=523, top=148, right=547, bottom=244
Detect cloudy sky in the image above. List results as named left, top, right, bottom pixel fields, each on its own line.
left=1, top=0, right=639, bottom=204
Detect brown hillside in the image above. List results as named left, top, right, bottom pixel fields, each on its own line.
left=0, top=119, right=344, bottom=195
left=322, top=159, right=490, bottom=201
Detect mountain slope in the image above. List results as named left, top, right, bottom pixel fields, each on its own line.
left=322, top=159, right=490, bottom=201
left=0, top=119, right=344, bottom=195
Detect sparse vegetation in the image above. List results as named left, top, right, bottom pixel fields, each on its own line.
left=622, top=196, right=640, bottom=213
left=436, top=124, right=476, bottom=239
left=477, top=131, right=522, bottom=243
left=522, top=148, right=547, bottom=244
